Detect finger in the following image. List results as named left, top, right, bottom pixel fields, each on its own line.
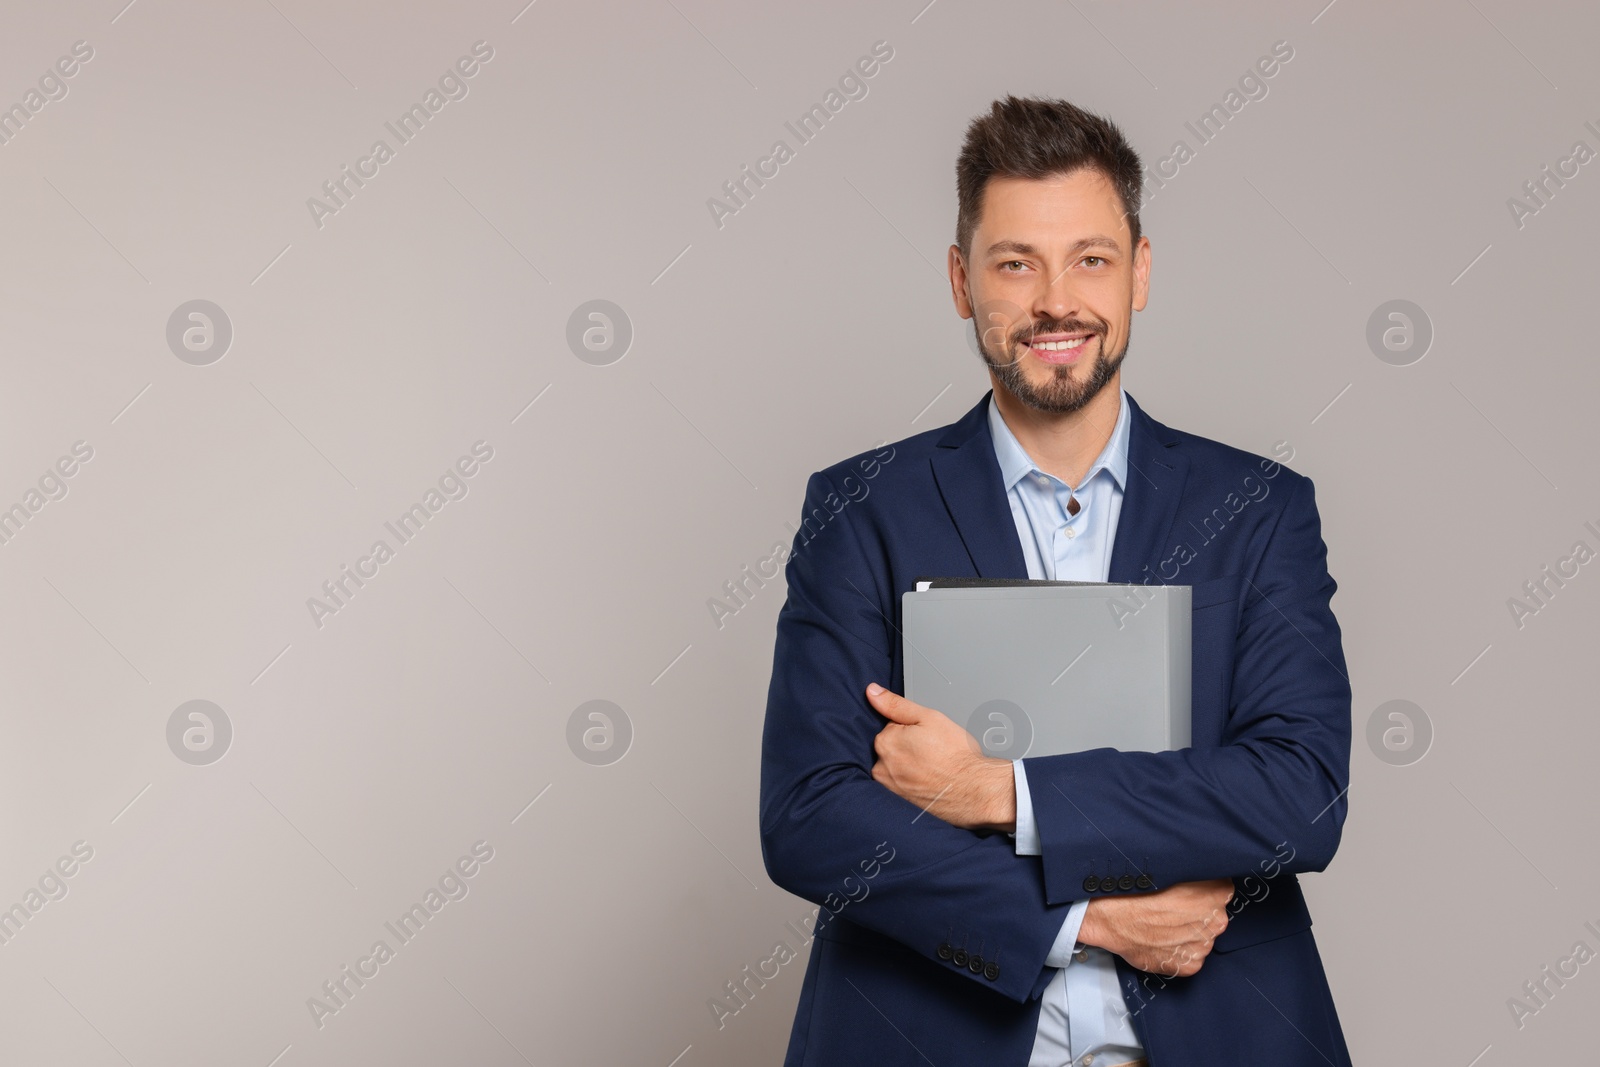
left=1153, top=951, right=1184, bottom=979
left=866, top=683, right=924, bottom=723
left=1198, top=902, right=1230, bottom=935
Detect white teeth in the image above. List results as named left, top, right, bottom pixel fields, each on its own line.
left=1034, top=337, right=1088, bottom=351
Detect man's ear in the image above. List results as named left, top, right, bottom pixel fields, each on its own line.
left=948, top=245, right=974, bottom=319
left=1131, top=235, right=1152, bottom=313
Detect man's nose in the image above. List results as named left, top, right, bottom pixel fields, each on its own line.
left=1034, top=265, right=1083, bottom=322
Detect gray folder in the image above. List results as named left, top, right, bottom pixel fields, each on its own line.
left=901, top=579, right=1191, bottom=759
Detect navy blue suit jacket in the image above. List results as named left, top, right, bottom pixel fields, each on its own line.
left=759, top=390, right=1353, bottom=1066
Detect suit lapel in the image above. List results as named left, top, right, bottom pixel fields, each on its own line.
left=930, top=391, right=1029, bottom=579
left=1107, top=393, right=1189, bottom=584
left=929, top=389, right=1189, bottom=584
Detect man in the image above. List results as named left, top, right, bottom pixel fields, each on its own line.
left=758, top=95, right=1352, bottom=1065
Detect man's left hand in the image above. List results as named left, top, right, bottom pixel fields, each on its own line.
left=867, top=682, right=1016, bottom=833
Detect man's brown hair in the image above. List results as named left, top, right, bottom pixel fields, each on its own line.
left=955, top=95, right=1144, bottom=260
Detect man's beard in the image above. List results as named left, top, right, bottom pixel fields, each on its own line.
left=974, top=314, right=1127, bottom=415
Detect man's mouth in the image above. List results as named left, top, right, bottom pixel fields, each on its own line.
left=1023, top=332, right=1095, bottom=363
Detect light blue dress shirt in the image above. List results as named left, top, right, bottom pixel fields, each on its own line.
left=986, top=387, right=1144, bottom=1067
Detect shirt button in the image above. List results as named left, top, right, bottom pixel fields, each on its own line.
left=1081, top=1055, right=1095, bottom=1067
left=1064, top=527, right=1077, bottom=539
left=1073, top=948, right=1088, bottom=963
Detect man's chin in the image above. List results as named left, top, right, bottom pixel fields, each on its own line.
left=1002, top=362, right=1118, bottom=415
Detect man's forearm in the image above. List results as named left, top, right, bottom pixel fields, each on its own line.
left=967, top=756, right=1017, bottom=833
left=760, top=770, right=1074, bottom=1004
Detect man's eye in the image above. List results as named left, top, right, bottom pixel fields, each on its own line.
left=1001, top=260, right=1026, bottom=272
left=1083, top=256, right=1105, bottom=268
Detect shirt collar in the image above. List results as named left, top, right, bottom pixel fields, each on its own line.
left=987, top=385, right=1131, bottom=493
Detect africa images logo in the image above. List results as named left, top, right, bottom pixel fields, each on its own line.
left=305, top=42, right=495, bottom=230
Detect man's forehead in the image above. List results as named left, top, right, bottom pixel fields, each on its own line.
left=976, top=171, right=1130, bottom=249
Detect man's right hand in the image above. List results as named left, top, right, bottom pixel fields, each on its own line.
left=1075, top=878, right=1234, bottom=977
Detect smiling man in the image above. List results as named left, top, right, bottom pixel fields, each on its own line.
left=759, top=95, right=1352, bottom=1065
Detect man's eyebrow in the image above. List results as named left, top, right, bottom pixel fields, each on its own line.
left=985, top=236, right=1123, bottom=258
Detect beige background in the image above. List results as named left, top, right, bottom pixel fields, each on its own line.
left=0, top=0, right=1596, bottom=1063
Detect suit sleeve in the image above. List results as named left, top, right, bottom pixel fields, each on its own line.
left=758, top=470, right=1073, bottom=1003
left=1021, top=473, right=1352, bottom=905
